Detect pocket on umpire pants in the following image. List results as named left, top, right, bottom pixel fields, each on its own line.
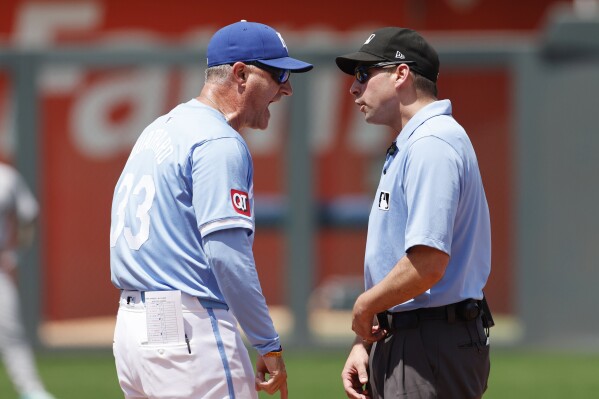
left=138, top=342, right=198, bottom=399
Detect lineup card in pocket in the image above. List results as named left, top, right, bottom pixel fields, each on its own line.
left=145, top=290, right=185, bottom=344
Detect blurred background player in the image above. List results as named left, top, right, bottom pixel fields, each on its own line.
left=110, top=20, right=312, bottom=398
left=0, top=161, right=57, bottom=399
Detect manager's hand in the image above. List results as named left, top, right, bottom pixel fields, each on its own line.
left=255, top=353, right=288, bottom=398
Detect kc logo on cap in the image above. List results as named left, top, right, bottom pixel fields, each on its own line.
left=276, top=32, right=288, bottom=50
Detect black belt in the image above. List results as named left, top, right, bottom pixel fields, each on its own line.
left=379, top=299, right=482, bottom=330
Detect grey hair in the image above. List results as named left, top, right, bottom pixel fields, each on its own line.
left=205, top=64, right=233, bottom=83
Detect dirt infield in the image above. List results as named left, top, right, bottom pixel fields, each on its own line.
left=39, top=307, right=521, bottom=348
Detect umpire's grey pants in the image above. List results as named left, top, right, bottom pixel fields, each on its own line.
left=369, top=314, right=490, bottom=399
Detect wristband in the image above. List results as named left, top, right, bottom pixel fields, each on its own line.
left=264, top=347, right=283, bottom=357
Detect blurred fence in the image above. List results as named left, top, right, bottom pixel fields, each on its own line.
left=1, top=6, right=599, bottom=349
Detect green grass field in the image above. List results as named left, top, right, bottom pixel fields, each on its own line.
left=1, top=348, right=598, bottom=398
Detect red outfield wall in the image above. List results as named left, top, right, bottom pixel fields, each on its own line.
left=0, top=0, right=562, bottom=320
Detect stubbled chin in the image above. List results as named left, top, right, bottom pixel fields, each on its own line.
left=257, top=106, right=271, bottom=130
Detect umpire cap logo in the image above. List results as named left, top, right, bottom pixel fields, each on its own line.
left=231, top=189, right=251, bottom=217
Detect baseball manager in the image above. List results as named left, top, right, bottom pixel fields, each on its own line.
left=110, top=20, right=312, bottom=399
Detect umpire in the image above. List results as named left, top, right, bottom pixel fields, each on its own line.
left=337, top=28, right=493, bottom=398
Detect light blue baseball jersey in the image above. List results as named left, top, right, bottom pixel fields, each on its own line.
left=110, top=98, right=279, bottom=353
left=364, top=100, right=491, bottom=312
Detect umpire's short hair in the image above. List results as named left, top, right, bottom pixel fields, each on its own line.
left=205, top=64, right=232, bottom=83
left=411, top=71, right=438, bottom=98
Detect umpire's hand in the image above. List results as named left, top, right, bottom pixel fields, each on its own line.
left=255, top=354, right=288, bottom=398
left=342, top=338, right=371, bottom=399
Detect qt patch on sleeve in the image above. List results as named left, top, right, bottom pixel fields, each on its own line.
left=230, top=189, right=251, bottom=217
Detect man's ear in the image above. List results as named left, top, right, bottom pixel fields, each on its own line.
left=393, top=64, right=411, bottom=87
left=231, top=62, right=249, bottom=84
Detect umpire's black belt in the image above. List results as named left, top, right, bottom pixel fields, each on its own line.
left=384, top=299, right=481, bottom=330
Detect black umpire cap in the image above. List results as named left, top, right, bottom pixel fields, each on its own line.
left=336, top=27, right=440, bottom=83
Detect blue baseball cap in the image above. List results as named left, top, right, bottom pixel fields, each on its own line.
left=207, top=20, right=313, bottom=72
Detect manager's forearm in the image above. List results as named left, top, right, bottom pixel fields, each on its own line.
left=203, top=228, right=281, bottom=354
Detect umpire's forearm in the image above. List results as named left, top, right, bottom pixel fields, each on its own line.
left=361, top=245, right=449, bottom=314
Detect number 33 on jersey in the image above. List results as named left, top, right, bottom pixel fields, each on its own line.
left=110, top=173, right=253, bottom=251
left=110, top=173, right=156, bottom=250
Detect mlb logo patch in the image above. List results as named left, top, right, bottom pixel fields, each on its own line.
left=231, top=189, right=251, bottom=217
left=378, top=191, right=390, bottom=211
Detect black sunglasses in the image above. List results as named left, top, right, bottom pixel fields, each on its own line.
left=354, top=61, right=415, bottom=84
left=245, top=61, right=291, bottom=84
